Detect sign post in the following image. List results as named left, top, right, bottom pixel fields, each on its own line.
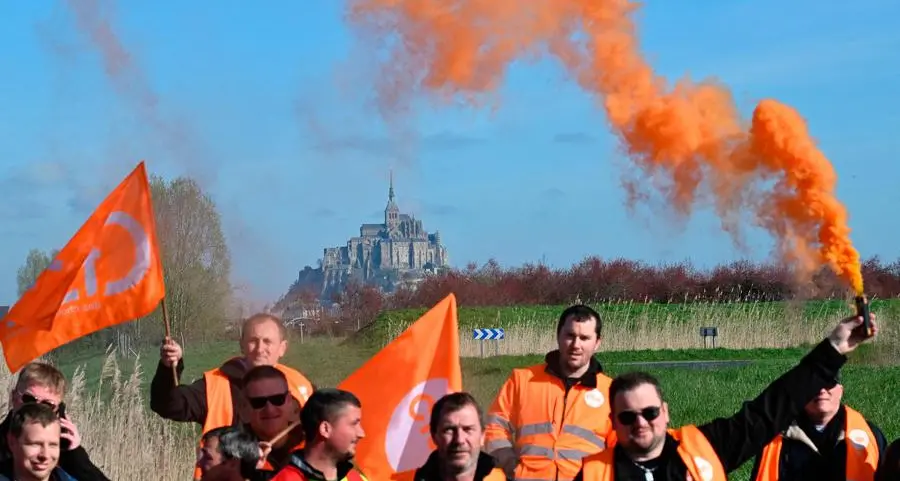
left=699, top=326, right=718, bottom=349
left=473, top=328, right=505, bottom=358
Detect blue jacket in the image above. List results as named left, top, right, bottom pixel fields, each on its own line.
left=0, top=466, right=78, bottom=480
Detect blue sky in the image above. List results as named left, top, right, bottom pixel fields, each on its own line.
left=1, top=0, right=898, bottom=305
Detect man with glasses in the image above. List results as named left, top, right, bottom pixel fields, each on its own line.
left=574, top=314, right=878, bottom=481
left=152, top=313, right=315, bottom=480
left=237, top=366, right=305, bottom=481
left=0, top=362, right=109, bottom=481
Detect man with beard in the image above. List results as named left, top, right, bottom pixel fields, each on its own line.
left=413, top=392, right=506, bottom=481
left=270, top=389, right=368, bottom=481
left=574, top=314, right=878, bottom=481
left=484, top=304, right=612, bottom=481
left=748, top=371, right=887, bottom=481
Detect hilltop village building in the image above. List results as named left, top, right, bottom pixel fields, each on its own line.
left=319, top=174, right=450, bottom=295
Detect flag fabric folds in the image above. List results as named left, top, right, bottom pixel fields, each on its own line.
left=338, top=293, right=462, bottom=481
left=0, top=161, right=165, bottom=372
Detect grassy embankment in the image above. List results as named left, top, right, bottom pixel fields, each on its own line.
left=1, top=298, right=896, bottom=480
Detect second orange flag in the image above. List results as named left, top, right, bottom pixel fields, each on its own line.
left=338, top=292, right=463, bottom=481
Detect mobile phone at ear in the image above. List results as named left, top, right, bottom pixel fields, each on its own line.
left=855, top=295, right=872, bottom=337
left=57, top=404, right=72, bottom=450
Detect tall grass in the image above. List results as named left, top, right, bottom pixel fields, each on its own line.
left=369, top=299, right=899, bottom=358
left=0, top=348, right=197, bottom=480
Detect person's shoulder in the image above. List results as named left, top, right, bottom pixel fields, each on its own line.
left=594, top=370, right=614, bottom=384
left=269, top=464, right=305, bottom=481
left=52, top=466, right=79, bottom=481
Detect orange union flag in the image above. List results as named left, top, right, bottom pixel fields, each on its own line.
left=338, top=293, right=462, bottom=481
left=0, top=161, right=165, bottom=372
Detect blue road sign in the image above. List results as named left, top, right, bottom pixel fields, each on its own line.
left=473, top=328, right=505, bottom=340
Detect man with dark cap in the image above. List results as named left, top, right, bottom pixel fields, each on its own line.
left=748, top=371, right=888, bottom=481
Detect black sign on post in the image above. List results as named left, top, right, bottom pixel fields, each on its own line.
left=700, top=326, right=718, bottom=349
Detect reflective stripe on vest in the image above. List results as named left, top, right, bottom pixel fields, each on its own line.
left=582, top=425, right=727, bottom=481
left=192, top=361, right=315, bottom=480
left=484, top=364, right=613, bottom=481
left=753, top=406, right=879, bottom=481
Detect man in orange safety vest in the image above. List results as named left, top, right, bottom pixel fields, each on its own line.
left=149, top=313, right=315, bottom=479
left=748, top=370, right=887, bottom=481
left=484, top=304, right=613, bottom=481
left=574, top=314, right=878, bottom=481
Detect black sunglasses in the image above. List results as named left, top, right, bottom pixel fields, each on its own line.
left=248, top=392, right=289, bottom=410
left=617, top=406, right=662, bottom=425
left=20, top=393, right=61, bottom=411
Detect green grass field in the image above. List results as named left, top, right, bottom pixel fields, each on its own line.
left=41, top=299, right=900, bottom=480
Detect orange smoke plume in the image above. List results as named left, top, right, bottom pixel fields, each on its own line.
left=346, top=0, right=864, bottom=294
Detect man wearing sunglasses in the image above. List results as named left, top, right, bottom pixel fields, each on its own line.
left=150, top=313, right=315, bottom=480
left=574, top=314, right=879, bottom=481
left=0, top=362, right=109, bottom=481
left=748, top=370, right=887, bottom=481
left=238, top=366, right=305, bottom=480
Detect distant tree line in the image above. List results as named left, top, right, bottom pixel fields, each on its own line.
left=281, top=256, right=900, bottom=335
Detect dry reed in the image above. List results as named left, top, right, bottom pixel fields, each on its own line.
left=0, top=348, right=197, bottom=480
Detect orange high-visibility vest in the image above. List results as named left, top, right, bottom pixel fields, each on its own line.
left=581, top=425, right=728, bottom=481
left=192, top=360, right=314, bottom=480
left=753, top=406, right=879, bottom=481
left=484, top=363, right=613, bottom=481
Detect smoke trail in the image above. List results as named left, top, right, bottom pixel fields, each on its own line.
left=61, top=0, right=212, bottom=186
left=48, top=0, right=290, bottom=306
left=345, top=0, right=864, bottom=294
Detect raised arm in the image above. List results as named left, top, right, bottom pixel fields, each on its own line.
left=149, top=337, right=209, bottom=424
left=698, top=314, right=877, bottom=472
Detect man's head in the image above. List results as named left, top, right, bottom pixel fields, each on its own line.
left=609, top=371, right=670, bottom=458
left=429, top=392, right=484, bottom=475
left=10, top=362, right=66, bottom=413
left=556, top=304, right=603, bottom=374
left=6, top=403, right=61, bottom=481
left=198, top=427, right=230, bottom=475
left=240, top=313, right=288, bottom=367
left=198, top=426, right=261, bottom=480
left=804, top=373, right=843, bottom=422
left=240, top=366, right=300, bottom=442
left=301, top=388, right=364, bottom=462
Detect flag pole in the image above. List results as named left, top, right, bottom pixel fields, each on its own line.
left=161, top=298, right=179, bottom=385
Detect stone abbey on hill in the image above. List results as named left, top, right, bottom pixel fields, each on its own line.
left=292, top=173, right=450, bottom=300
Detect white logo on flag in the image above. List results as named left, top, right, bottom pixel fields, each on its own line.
left=385, top=378, right=451, bottom=472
